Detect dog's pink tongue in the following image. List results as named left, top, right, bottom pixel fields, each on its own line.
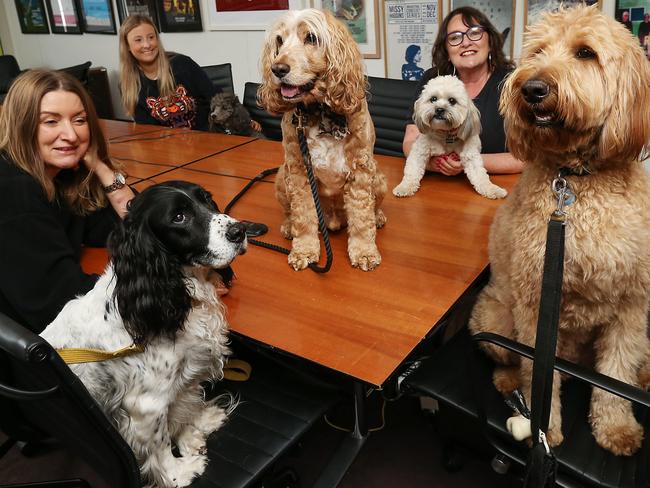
left=281, top=85, right=300, bottom=98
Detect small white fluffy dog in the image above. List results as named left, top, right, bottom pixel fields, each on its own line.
left=393, top=75, right=507, bottom=199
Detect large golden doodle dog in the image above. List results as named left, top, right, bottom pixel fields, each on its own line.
left=469, top=5, right=650, bottom=456
left=258, top=8, right=387, bottom=271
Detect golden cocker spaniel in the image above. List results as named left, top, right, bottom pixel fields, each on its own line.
left=258, top=8, right=387, bottom=271
left=469, top=5, right=650, bottom=456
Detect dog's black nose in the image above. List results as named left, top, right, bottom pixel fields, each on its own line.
left=226, top=222, right=246, bottom=243
left=435, top=107, right=446, bottom=116
left=521, top=79, right=550, bottom=104
left=271, top=63, right=290, bottom=78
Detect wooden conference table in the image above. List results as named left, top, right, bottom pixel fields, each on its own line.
left=89, top=119, right=519, bottom=389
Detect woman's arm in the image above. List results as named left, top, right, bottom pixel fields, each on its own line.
left=481, top=152, right=524, bottom=174
left=83, top=154, right=135, bottom=219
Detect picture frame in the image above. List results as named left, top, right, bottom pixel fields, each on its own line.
left=615, top=0, right=650, bottom=61
left=447, top=0, right=515, bottom=58
left=525, top=0, right=600, bottom=26
left=383, top=0, right=442, bottom=80
left=14, top=0, right=50, bottom=34
left=78, top=0, right=117, bottom=34
left=45, top=0, right=82, bottom=34
left=155, top=0, right=203, bottom=32
left=208, top=0, right=306, bottom=31
left=312, top=0, right=381, bottom=59
left=117, top=0, right=159, bottom=26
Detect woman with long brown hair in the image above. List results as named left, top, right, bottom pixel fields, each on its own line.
left=403, top=7, right=523, bottom=175
left=119, top=15, right=218, bottom=130
left=0, top=70, right=135, bottom=333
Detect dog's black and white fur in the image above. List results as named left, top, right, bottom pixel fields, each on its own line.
left=41, top=181, right=247, bottom=488
left=208, top=93, right=263, bottom=137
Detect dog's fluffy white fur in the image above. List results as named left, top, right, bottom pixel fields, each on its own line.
left=42, top=181, right=247, bottom=487
left=393, top=75, right=507, bottom=199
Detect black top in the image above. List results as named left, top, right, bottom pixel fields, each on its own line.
left=406, top=67, right=511, bottom=154
left=0, top=154, right=119, bottom=333
left=134, top=54, right=219, bottom=131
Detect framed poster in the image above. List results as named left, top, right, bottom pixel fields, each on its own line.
left=117, top=0, right=158, bottom=25
left=155, top=0, right=203, bottom=32
left=383, top=0, right=441, bottom=80
left=615, top=0, right=650, bottom=60
left=14, top=0, right=50, bottom=34
left=312, top=0, right=381, bottom=58
left=447, top=0, right=514, bottom=58
left=208, top=0, right=306, bottom=31
left=79, top=0, right=117, bottom=34
left=525, top=0, right=600, bottom=26
left=45, top=0, right=82, bottom=34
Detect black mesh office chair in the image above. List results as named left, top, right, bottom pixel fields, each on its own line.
left=367, top=76, right=419, bottom=157
left=58, top=61, right=92, bottom=87
left=0, top=55, right=22, bottom=104
left=402, top=310, right=650, bottom=487
left=202, top=63, right=234, bottom=95
left=0, top=312, right=342, bottom=488
left=243, top=82, right=283, bottom=141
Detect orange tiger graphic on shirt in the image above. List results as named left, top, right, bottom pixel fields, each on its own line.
left=146, top=85, right=196, bottom=129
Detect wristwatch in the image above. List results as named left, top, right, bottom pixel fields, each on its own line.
left=103, top=172, right=126, bottom=193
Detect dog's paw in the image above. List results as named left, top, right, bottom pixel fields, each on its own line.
left=545, top=426, right=564, bottom=448
left=195, top=405, right=227, bottom=435
left=176, top=426, right=205, bottom=457
left=492, top=366, right=520, bottom=396
left=392, top=180, right=419, bottom=197
left=375, top=209, right=387, bottom=229
left=349, top=244, right=381, bottom=271
left=592, top=418, right=644, bottom=456
left=280, top=220, right=293, bottom=240
left=168, top=454, right=207, bottom=487
left=288, top=248, right=319, bottom=271
left=477, top=184, right=507, bottom=199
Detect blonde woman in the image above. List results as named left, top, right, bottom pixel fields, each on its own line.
left=119, top=15, right=218, bottom=130
left=0, top=70, right=135, bottom=333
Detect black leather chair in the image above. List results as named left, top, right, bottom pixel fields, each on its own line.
left=403, top=318, right=650, bottom=487
left=58, top=61, right=92, bottom=87
left=367, top=76, right=419, bottom=157
left=0, top=55, right=22, bottom=104
left=243, top=82, right=283, bottom=141
left=202, top=63, right=234, bottom=95
left=0, top=312, right=342, bottom=488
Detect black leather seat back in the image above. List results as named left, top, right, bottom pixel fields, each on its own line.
left=0, top=55, right=21, bottom=103
left=243, top=82, right=283, bottom=141
left=202, top=63, right=234, bottom=95
left=0, top=312, right=141, bottom=487
left=367, top=76, right=419, bottom=157
left=58, top=61, right=92, bottom=87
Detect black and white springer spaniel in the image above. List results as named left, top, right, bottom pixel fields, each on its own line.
left=42, top=181, right=247, bottom=488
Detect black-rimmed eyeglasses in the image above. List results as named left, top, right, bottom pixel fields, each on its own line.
left=446, top=26, right=485, bottom=46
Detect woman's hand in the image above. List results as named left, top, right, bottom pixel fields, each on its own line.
left=431, top=152, right=463, bottom=176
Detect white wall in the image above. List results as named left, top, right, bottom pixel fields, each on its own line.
left=0, top=0, right=617, bottom=120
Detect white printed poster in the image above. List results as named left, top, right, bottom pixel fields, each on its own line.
left=384, top=0, right=440, bottom=80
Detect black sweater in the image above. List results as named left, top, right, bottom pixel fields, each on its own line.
left=134, top=54, right=219, bottom=131
left=0, top=154, right=119, bottom=333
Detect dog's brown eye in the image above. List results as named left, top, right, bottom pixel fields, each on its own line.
left=576, top=47, right=595, bottom=59
left=276, top=35, right=283, bottom=46
left=448, top=98, right=457, bottom=105
left=305, top=32, right=318, bottom=45
left=172, top=212, right=186, bottom=224
left=430, top=96, right=437, bottom=103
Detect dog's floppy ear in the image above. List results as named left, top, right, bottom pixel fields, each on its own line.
left=258, top=20, right=292, bottom=115
left=108, top=214, right=191, bottom=345
left=322, top=10, right=366, bottom=114
left=458, top=100, right=481, bottom=141
left=599, top=39, right=650, bottom=162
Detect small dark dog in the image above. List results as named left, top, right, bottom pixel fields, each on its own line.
left=208, top=93, right=264, bottom=137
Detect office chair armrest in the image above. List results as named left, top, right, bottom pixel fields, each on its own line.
left=472, top=332, right=650, bottom=408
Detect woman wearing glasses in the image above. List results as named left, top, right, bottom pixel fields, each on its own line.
left=402, top=7, right=523, bottom=175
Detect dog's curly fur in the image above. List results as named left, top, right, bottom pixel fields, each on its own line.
left=258, top=8, right=387, bottom=271
left=42, top=181, right=248, bottom=487
left=393, top=75, right=507, bottom=199
left=208, top=92, right=264, bottom=137
left=469, top=5, right=650, bottom=456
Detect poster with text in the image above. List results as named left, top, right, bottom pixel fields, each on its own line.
left=384, top=0, right=439, bottom=80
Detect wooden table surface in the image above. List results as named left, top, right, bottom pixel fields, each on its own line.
left=88, top=120, right=519, bottom=387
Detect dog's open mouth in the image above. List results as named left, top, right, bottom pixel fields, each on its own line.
left=280, top=81, right=314, bottom=100
left=531, top=109, right=560, bottom=127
